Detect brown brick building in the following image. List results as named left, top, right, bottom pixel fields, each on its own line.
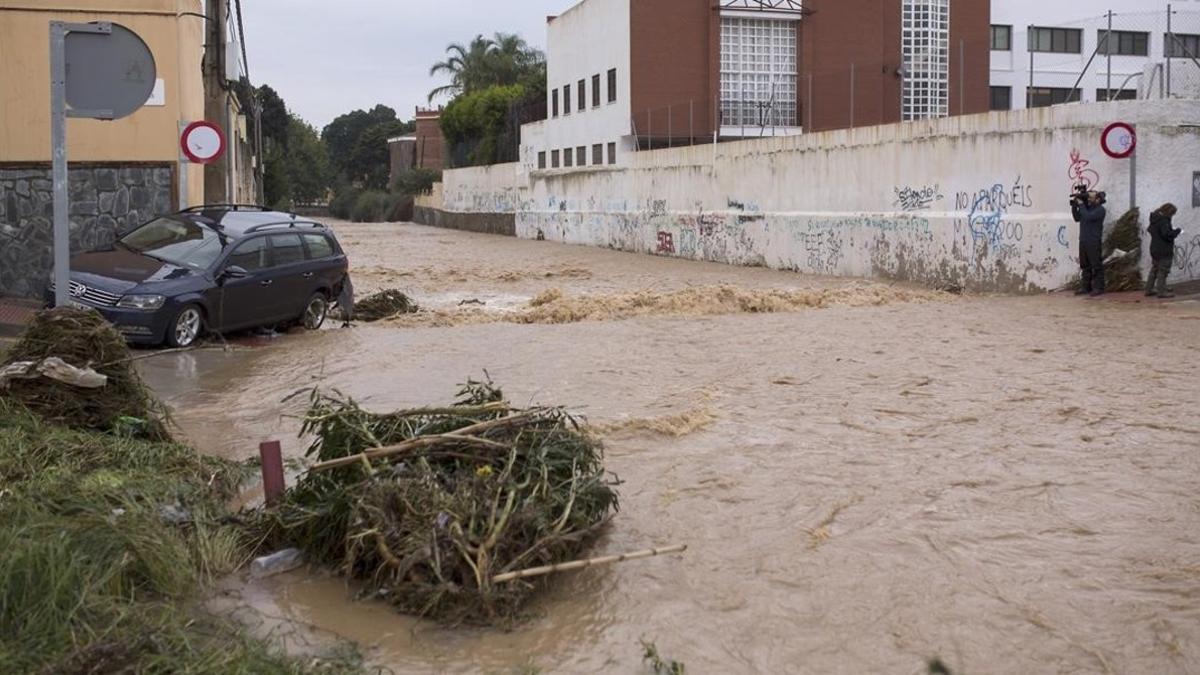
left=529, top=0, right=990, bottom=171
left=389, top=107, right=445, bottom=185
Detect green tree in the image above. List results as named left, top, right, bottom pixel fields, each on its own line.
left=257, top=84, right=289, bottom=147
left=440, top=84, right=526, bottom=167
left=321, top=105, right=415, bottom=184
left=428, top=33, right=545, bottom=102
left=262, top=147, right=291, bottom=208
left=322, top=105, right=409, bottom=181
left=345, top=120, right=407, bottom=190
left=285, top=116, right=331, bottom=205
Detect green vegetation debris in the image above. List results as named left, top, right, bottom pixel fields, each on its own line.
left=254, top=376, right=620, bottom=625
left=353, top=289, right=420, bottom=322
left=641, top=639, right=686, bottom=675
left=1, top=307, right=168, bottom=438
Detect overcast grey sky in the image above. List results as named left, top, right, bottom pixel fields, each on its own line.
left=241, top=0, right=578, bottom=131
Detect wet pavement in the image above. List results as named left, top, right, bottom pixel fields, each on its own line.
left=140, top=221, right=1200, bottom=674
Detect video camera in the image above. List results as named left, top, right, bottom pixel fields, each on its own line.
left=1069, top=185, right=1106, bottom=205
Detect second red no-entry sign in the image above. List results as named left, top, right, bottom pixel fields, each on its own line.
left=180, top=120, right=225, bottom=164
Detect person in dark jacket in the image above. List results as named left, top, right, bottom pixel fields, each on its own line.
left=1146, top=203, right=1182, bottom=298
left=1072, top=191, right=1107, bottom=296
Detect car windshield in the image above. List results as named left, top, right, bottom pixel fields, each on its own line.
left=118, top=218, right=223, bottom=270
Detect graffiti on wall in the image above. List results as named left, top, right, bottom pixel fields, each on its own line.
left=954, top=176, right=1034, bottom=253
left=656, top=231, right=675, bottom=255
left=1068, top=149, right=1101, bottom=191
left=893, top=184, right=944, bottom=211
left=798, top=226, right=845, bottom=274
left=1176, top=234, right=1200, bottom=279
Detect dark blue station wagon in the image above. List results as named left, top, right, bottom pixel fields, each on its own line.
left=52, top=205, right=350, bottom=347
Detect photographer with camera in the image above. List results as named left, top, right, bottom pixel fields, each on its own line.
left=1070, top=186, right=1107, bottom=296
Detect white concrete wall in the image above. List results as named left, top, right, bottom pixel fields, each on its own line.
left=991, top=0, right=1200, bottom=109
left=439, top=162, right=524, bottom=214
left=439, top=100, right=1200, bottom=292
left=532, top=0, right=633, bottom=170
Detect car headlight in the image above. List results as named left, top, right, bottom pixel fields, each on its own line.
left=116, top=294, right=166, bottom=310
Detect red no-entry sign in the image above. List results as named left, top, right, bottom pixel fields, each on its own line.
left=180, top=120, right=225, bottom=164
left=1100, top=122, right=1136, bottom=159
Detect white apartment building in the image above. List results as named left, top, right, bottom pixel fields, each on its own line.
left=990, top=0, right=1200, bottom=110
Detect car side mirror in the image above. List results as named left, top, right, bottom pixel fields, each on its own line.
left=221, top=265, right=249, bottom=281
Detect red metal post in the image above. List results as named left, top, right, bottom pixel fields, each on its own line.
left=259, top=440, right=285, bottom=505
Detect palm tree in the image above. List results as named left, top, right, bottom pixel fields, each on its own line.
left=490, top=32, right=544, bottom=84
left=428, top=35, right=496, bottom=102
left=428, top=33, right=545, bottom=102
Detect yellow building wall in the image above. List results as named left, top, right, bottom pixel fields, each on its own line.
left=0, top=0, right=206, bottom=203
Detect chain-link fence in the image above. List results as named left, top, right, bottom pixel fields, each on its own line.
left=447, top=99, right=547, bottom=169
left=1014, top=8, right=1200, bottom=108
left=629, top=33, right=994, bottom=151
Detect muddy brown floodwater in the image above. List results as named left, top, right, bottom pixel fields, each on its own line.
left=139, top=221, right=1200, bottom=674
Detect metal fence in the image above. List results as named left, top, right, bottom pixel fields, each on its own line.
left=1020, top=8, right=1200, bottom=106
left=447, top=99, right=547, bottom=169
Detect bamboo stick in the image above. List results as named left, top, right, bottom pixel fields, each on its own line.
left=309, top=411, right=537, bottom=473
left=491, top=544, right=687, bottom=584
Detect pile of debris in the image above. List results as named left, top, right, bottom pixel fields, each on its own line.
left=255, top=378, right=620, bottom=625
left=352, top=290, right=419, bottom=322
left=0, top=308, right=168, bottom=438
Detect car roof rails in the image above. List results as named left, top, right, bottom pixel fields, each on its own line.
left=242, top=219, right=328, bottom=234
left=178, top=204, right=270, bottom=213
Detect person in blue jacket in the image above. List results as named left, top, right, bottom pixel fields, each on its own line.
left=1146, top=203, right=1182, bottom=298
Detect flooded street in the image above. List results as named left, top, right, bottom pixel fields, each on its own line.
left=141, top=221, right=1200, bottom=674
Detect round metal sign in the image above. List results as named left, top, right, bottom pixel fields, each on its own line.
left=180, top=121, right=226, bottom=164
left=64, top=22, right=156, bottom=120
left=1100, top=122, right=1136, bottom=159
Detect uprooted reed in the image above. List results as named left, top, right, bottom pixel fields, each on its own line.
left=352, top=289, right=419, bottom=322
left=1, top=307, right=169, bottom=438
left=254, top=378, right=620, bottom=625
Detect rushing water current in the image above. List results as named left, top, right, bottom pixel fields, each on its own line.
left=139, top=222, right=1200, bottom=674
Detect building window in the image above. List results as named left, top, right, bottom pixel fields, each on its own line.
left=551, top=149, right=560, bottom=168
left=1165, top=32, right=1200, bottom=58
left=538, top=151, right=546, bottom=169
left=551, top=89, right=559, bottom=117
left=1098, top=30, right=1149, bottom=56
left=1097, top=88, right=1137, bottom=102
left=1029, top=27, right=1082, bottom=54
left=564, top=84, right=571, bottom=114
left=607, top=142, right=616, bottom=165
left=607, top=68, right=617, bottom=103
left=901, top=0, right=950, bottom=121
left=592, top=143, right=602, bottom=165
left=592, top=74, right=601, bottom=107
left=720, top=17, right=798, bottom=127
left=991, top=25, right=1011, bottom=51
left=989, top=86, right=1011, bottom=111
left=1028, top=87, right=1078, bottom=108
left=563, top=148, right=572, bottom=167
left=576, top=146, right=586, bottom=167
left=577, top=79, right=586, bottom=112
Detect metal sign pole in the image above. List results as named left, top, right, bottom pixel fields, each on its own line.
left=50, top=22, right=70, bottom=308
left=49, top=20, right=126, bottom=308
left=1130, top=125, right=1137, bottom=210
left=178, top=120, right=190, bottom=209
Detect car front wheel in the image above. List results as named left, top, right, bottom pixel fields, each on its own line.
left=302, top=293, right=328, bottom=330
left=167, top=304, right=204, bottom=348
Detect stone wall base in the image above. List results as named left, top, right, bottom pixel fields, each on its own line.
left=0, top=163, right=175, bottom=298
left=413, top=206, right=515, bottom=236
